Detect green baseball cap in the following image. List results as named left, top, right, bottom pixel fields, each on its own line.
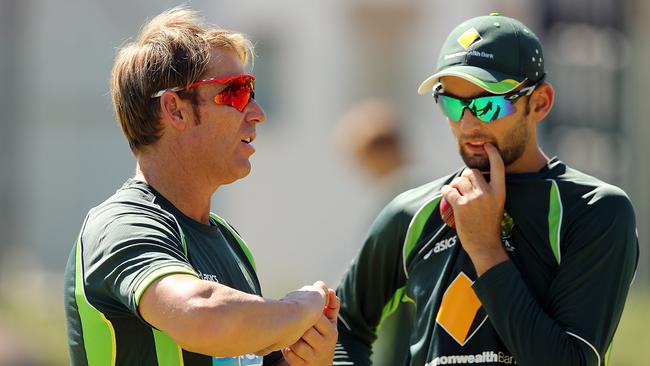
left=418, top=13, right=545, bottom=95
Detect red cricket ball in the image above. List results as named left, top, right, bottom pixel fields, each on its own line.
left=439, top=196, right=455, bottom=228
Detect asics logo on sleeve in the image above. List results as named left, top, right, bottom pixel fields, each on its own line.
left=200, top=272, right=220, bottom=283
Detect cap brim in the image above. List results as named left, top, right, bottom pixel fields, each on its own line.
left=417, top=66, right=526, bottom=95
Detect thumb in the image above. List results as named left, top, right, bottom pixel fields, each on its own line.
left=323, top=289, right=340, bottom=323
left=313, top=281, right=328, bottom=306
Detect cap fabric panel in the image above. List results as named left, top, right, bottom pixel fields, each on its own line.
left=418, top=13, right=544, bottom=95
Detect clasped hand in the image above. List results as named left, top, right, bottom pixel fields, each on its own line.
left=282, top=287, right=339, bottom=365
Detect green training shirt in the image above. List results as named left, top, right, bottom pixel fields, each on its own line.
left=64, top=179, right=279, bottom=366
left=334, top=158, right=639, bottom=366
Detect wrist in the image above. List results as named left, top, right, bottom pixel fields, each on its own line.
left=466, top=243, right=509, bottom=277
left=285, top=296, right=321, bottom=326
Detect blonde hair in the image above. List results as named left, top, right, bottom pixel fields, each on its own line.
left=110, top=7, right=254, bottom=153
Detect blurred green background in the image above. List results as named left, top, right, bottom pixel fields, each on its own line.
left=0, top=0, right=648, bottom=364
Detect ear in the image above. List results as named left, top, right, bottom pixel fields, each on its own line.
left=528, top=82, right=554, bottom=123
left=159, top=92, right=189, bottom=131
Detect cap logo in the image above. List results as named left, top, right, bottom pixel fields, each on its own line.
left=457, top=27, right=482, bottom=50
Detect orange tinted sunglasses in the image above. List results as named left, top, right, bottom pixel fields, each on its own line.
left=151, top=74, right=256, bottom=112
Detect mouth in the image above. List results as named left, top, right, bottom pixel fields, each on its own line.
left=241, top=133, right=256, bottom=144
left=463, top=139, right=492, bottom=154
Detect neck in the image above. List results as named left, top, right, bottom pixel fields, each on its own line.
left=135, top=150, right=217, bottom=224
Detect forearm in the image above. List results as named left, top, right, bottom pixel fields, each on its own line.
left=141, top=275, right=323, bottom=357
left=473, top=261, right=599, bottom=366
left=188, top=287, right=318, bottom=355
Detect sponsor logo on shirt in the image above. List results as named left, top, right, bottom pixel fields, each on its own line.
left=501, top=211, right=515, bottom=252
left=423, top=210, right=514, bottom=259
left=426, top=351, right=516, bottom=365
left=500, top=211, right=514, bottom=239
left=424, top=236, right=458, bottom=259
left=503, top=239, right=515, bottom=252
left=435, top=272, right=488, bottom=346
left=199, top=272, right=220, bottom=283
left=212, top=354, right=263, bottom=366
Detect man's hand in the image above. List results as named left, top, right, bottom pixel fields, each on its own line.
left=255, top=282, right=330, bottom=356
left=282, top=288, right=340, bottom=365
left=281, top=281, right=329, bottom=315
left=440, top=143, right=509, bottom=276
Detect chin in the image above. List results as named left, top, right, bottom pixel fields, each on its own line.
left=218, top=163, right=252, bottom=186
left=235, top=161, right=253, bottom=180
left=461, top=154, right=490, bottom=172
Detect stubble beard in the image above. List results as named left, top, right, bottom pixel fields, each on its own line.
left=458, top=115, right=530, bottom=172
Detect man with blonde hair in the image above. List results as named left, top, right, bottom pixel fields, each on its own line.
left=64, top=7, right=337, bottom=366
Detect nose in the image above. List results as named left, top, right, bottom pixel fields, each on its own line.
left=458, top=108, right=483, bottom=134
left=245, top=99, right=266, bottom=124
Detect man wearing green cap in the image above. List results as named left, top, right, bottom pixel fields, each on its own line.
left=334, top=13, right=638, bottom=366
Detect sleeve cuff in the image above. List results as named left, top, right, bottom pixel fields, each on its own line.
left=472, top=260, right=518, bottom=300
left=133, top=264, right=199, bottom=307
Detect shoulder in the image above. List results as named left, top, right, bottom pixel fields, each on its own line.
left=389, top=173, right=456, bottom=215
left=369, top=172, right=457, bottom=234
left=82, top=180, right=183, bottom=250
left=553, top=163, right=634, bottom=216
left=551, top=164, right=637, bottom=254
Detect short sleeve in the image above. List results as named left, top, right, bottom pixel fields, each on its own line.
left=81, top=203, right=199, bottom=319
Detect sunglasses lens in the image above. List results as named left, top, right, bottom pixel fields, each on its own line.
left=469, top=96, right=515, bottom=123
left=214, top=77, right=255, bottom=112
left=437, top=95, right=465, bottom=122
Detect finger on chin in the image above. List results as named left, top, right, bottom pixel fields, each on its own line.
left=484, top=143, right=505, bottom=190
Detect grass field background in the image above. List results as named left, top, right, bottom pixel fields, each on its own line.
left=609, top=286, right=650, bottom=365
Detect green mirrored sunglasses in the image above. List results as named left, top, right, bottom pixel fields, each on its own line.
left=432, top=76, right=544, bottom=123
